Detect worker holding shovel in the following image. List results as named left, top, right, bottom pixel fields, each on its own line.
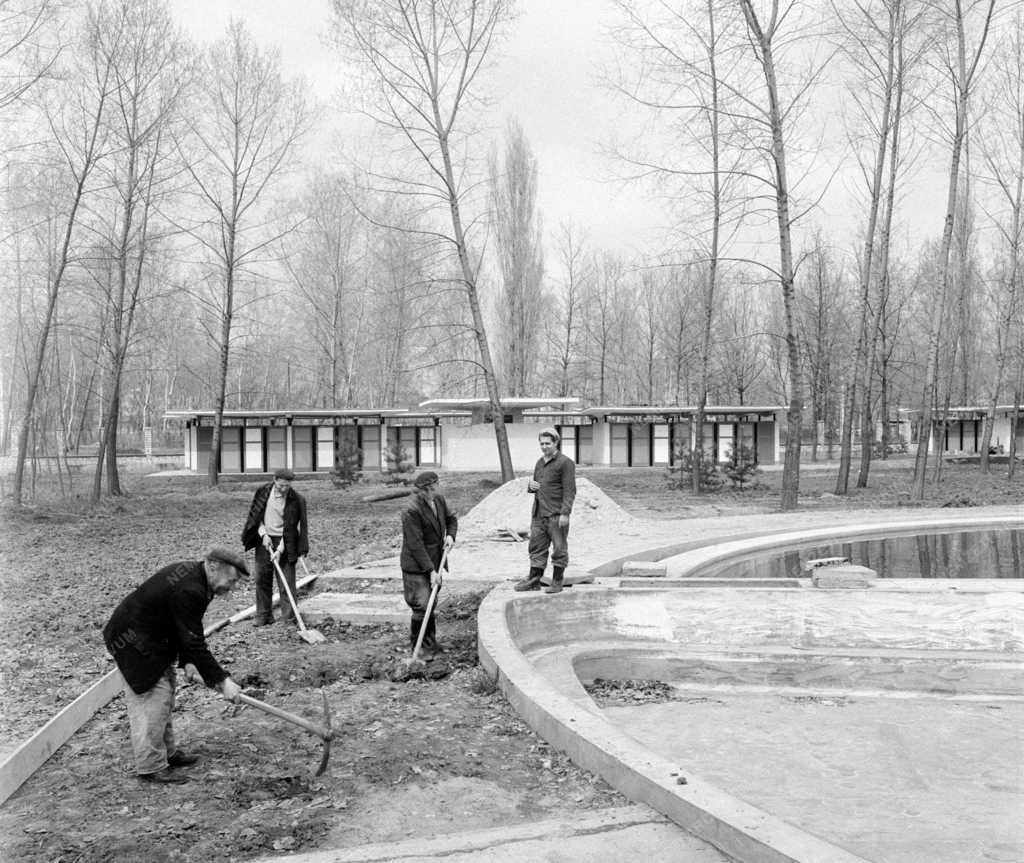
left=242, top=467, right=309, bottom=627
left=400, top=471, right=457, bottom=657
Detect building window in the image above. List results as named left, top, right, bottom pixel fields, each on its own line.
left=244, top=427, right=263, bottom=472
left=221, top=427, right=242, bottom=473
left=316, top=426, right=335, bottom=471
left=266, top=427, right=287, bottom=471
left=653, top=423, right=670, bottom=465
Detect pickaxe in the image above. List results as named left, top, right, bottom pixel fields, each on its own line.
left=236, top=689, right=334, bottom=776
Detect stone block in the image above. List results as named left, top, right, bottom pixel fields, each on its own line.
left=812, top=564, right=878, bottom=589
left=620, top=560, right=668, bottom=578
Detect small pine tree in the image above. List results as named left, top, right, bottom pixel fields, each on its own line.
left=331, top=435, right=363, bottom=488
left=383, top=443, right=415, bottom=485
left=666, top=445, right=723, bottom=491
left=721, top=442, right=762, bottom=490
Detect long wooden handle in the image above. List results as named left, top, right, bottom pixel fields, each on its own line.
left=272, top=555, right=311, bottom=634
left=411, top=546, right=449, bottom=661
left=237, top=692, right=330, bottom=740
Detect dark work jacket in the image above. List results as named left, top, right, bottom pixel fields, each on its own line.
left=241, top=483, right=309, bottom=563
left=530, top=451, right=577, bottom=518
left=103, top=561, right=228, bottom=695
left=400, top=492, right=458, bottom=574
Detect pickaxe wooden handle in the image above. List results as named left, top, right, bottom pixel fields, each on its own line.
left=236, top=690, right=334, bottom=776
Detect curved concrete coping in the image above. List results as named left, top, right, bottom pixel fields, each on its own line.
left=477, top=514, right=1024, bottom=863
left=654, top=513, right=1023, bottom=579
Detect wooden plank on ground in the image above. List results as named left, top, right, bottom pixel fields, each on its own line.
left=0, top=572, right=320, bottom=805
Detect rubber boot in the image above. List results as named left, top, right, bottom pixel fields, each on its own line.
left=422, top=616, right=442, bottom=654
left=545, top=566, right=565, bottom=594
left=514, top=566, right=545, bottom=591
left=410, top=618, right=423, bottom=651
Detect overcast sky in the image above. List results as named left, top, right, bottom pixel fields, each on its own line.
left=165, top=0, right=666, bottom=254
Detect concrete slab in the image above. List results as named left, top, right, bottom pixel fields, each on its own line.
left=253, top=806, right=732, bottom=862
left=301, top=592, right=409, bottom=625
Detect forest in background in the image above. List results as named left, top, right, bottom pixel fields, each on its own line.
left=2, top=0, right=1022, bottom=506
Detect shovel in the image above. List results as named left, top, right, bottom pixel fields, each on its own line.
left=271, top=553, right=326, bottom=645
left=400, top=547, right=449, bottom=674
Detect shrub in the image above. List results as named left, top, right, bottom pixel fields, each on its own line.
left=721, top=442, right=762, bottom=490
left=330, top=436, right=363, bottom=488
left=666, top=445, right=723, bottom=491
left=383, top=443, right=415, bottom=485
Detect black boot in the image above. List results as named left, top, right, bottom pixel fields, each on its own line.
left=422, top=615, right=442, bottom=654
left=514, top=566, right=545, bottom=591
left=410, top=618, right=424, bottom=651
left=545, top=566, right=565, bottom=594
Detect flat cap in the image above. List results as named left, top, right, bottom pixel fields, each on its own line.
left=274, top=467, right=295, bottom=480
left=413, top=470, right=439, bottom=489
left=205, top=547, right=249, bottom=577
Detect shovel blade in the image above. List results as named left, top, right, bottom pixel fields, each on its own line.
left=298, top=629, right=326, bottom=645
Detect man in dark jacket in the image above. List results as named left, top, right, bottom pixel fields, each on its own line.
left=241, top=468, right=309, bottom=626
left=400, top=471, right=457, bottom=655
left=515, top=426, right=577, bottom=594
left=103, top=548, right=246, bottom=784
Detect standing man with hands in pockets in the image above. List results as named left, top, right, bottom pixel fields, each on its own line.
left=515, top=427, right=576, bottom=594
left=242, top=467, right=309, bottom=627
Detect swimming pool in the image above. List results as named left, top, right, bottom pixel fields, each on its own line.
left=696, top=527, right=1023, bottom=579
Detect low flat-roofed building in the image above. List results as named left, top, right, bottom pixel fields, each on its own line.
left=164, top=399, right=785, bottom=477
left=898, top=405, right=1024, bottom=456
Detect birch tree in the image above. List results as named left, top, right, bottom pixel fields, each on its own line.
left=331, top=0, right=516, bottom=482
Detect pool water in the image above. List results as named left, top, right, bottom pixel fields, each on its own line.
left=700, top=527, right=1023, bottom=579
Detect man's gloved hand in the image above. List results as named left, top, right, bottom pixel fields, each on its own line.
left=220, top=677, right=242, bottom=703
left=183, top=663, right=201, bottom=684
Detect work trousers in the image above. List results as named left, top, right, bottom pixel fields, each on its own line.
left=528, top=514, right=569, bottom=569
left=122, top=667, right=176, bottom=775
left=402, top=571, right=438, bottom=646
left=254, top=539, right=296, bottom=623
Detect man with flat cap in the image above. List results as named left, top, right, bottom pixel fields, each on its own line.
left=400, top=471, right=457, bottom=655
left=103, top=548, right=247, bottom=783
left=242, top=467, right=309, bottom=627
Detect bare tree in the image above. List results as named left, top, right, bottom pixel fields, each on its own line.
left=332, top=0, right=516, bottom=482
left=737, top=0, right=819, bottom=510
left=0, top=0, right=60, bottom=114
left=977, top=10, right=1024, bottom=473
left=911, top=0, right=995, bottom=499
left=178, top=20, right=308, bottom=486
left=87, top=0, right=190, bottom=499
left=489, top=117, right=544, bottom=396
left=608, top=0, right=745, bottom=490
left=12, top=10, right=114, bottom=505
left=547, top=221, right=590, bottom=398
left=832, top=0, right=922, bottom=492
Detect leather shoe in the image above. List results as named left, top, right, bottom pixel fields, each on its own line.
left=544, top=581, right=564, bottom=594
left=139, top=768, right=188, bottom=784
left=167, top=750, right=200, bottom=767
left=514, top=578, right=541, bottom=591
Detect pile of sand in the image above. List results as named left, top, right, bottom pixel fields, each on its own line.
left=459, top=476, right=635, bottom=539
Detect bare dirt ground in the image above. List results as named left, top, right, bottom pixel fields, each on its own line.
left=0, top=459, right=1019, bottom=862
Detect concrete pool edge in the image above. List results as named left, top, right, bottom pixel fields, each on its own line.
left=477, top=511, right=1023, bottom=863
